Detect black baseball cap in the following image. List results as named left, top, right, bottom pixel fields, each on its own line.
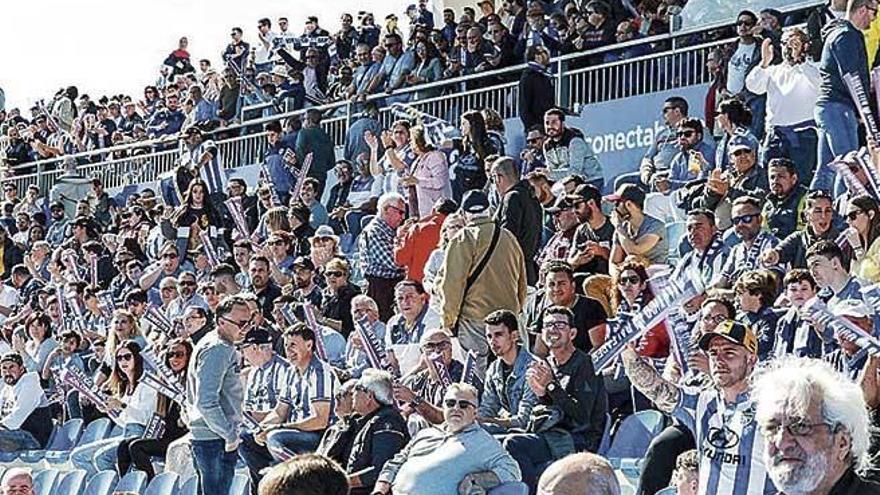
left=293, top=256, right=316, bottom=271
left=546, top=195, right=576, bottom=213
left=603, top=183, right=646, bottom=208
left=240, top=328, right=272, bottom=346
left=0, top=352, right=23, bottom=367
left=566, top=183, right=601, bottom=205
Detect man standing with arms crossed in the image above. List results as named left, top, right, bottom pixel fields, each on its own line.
left=187, top=295, right=251, bottom=495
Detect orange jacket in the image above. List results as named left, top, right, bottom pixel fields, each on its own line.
left=394, top=212, right=447, bottom=282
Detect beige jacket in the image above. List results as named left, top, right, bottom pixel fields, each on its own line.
left=437, top=216, right=527, bottom=328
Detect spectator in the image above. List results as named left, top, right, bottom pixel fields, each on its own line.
left=492, top=156, right=542, bottom=285
left=519, top=45, right=554, bottom=134
left=502, top=305, right=608, bottom=491
left=537, top=452, right=620, bottom=495
left=0, top=469, right=34, bottom=495
left=359, top=193, right=406, bottom=321
left=606, top=184, right=667, bottom=268
left=727, top=10, right=765, bottom=139
left=406, top=40, right=444, bottom=101
left=0, top=352, right=52, bottom=451
left=764, top=190, right=837, bottom=269
left=753, top=356, right=880, bottom=494
left=543, top=108, right=603, bottom=187
left=449, top=110, right=500, bottom=200
left=438, top=190, right=527, bottom=377
left=478, top=309, right=538, bottom=433
left=811, top=0, right=876, bottom=192
left=671, top=450, right=699, bottom=495
left=713, top=98, right=758, bottom=172
left=762, top=157, right=808, bottom=239
left=772, top=269, right=822, bottom=359
left=394, top=198, right=457, bottom=282
left=319, top=257, right=361, bottom=337
left=258, top=454, right=349, bottom=495
left=295, top=109, right=335, bottom=184
left=746, top=28, right=819, bottom=179
left=405, top=125, right=452, bottom=217
left=375, top=383, right=522, bottom=495
left=392, top=328, right=463, bottom=426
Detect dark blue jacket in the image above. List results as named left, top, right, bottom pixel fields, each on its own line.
left=818, top=19, right=870, bottom=107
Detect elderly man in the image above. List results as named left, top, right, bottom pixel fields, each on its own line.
left=359, top=192, right=407, bottom=322
left=345, top=369, right=409, bottom=494
left=479, top=310, right=538, bottom=434
left=374, top=383, right=522, bottom=495
left=437, top=190, right=527, bottom=379
left=671, top=209, right=728, bottom=286
left=622, top=320, right=775, bottom=495
left=753, top=356, right=880, bottom=494
left=166, top=270, right=209, bottom=320
left=241, top=329, right=291, bottom=424
left=537, top=453, right=620, bottom=495
left=392, top=328, right=463, bottom=430
left=0, top=352, right=52, bottom=451
left=0, top=468, right=33, bottom=495
left=344, top=294, right=387, bottom=378
left=385, top=279, right=441, bottom=347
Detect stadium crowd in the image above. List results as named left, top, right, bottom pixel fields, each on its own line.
left=4, top=0, right=880, bottom=495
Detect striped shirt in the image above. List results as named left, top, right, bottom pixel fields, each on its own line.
left=720, top=232, right=779, bottom=285
left=280, top=355, right=339, bottom=423
left=673, top=388, right=774, bottom=495
left=244, top=354, right=291, bottom=414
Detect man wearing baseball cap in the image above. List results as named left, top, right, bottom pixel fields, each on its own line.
left=0, top=352, right=53, bottom=451
left=622, top=319, right=774, bottom=495
left=604, top=183, right=667, bottom=267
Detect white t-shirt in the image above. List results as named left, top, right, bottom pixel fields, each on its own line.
left=727, top=42, right=757, bottom=94
left=255, top=32, right=277, bottom=64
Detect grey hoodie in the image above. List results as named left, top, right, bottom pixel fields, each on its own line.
left=186, top=330, right=243, bottom=444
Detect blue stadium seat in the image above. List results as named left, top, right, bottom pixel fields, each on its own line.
left=488, top=481, right=529, bottom=495
left=178, top=476, right=198, bottom=495
left=115, top=470, right=148, bottom=494
left=82, top=470, right=117, bottom=495
left=606, top=410, right=665, bottom=459
left=656, top=487, right=677, bottom=495
left=41, top=418, right=85, bottom=463
left=77, top=418, right=112, bottom=447
left=32, top=468, right=59, bottom=495
left=16, top=421, right=62, bottom=463
left=55, top=470, right=88, bottom=495
left=228, top=473, right=250, bottom=495
left=143, top=472, right=178, bottom=495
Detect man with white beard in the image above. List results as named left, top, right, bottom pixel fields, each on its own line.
left=753, top=356, right=880, bottom=494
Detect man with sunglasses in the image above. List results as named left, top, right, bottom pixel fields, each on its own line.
left=623, top=320, right=775, bottom=495
left=166, top=271, right=209, bottom=321
left=139, top=242, right=192, bottom=304
left=502, top=305, right=606, bottom=491
left=375, top=383, right=521, bottom=495
left=716, top=196, right=779, bottom=288
left=392, top=328, right=463, bottom=428
left=359, top=193, right=406, bottom=322
left=727, top=10, right=766, bottom=139
left=187, top=295, right=250, bottom=495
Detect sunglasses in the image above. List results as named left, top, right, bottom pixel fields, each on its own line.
left=847, top=210, right=865, bottom=221
left=179, top=280, right=197, bottom=286
left=677, top=130, right=695, bottom=138
left=526, top=137, right=542, bottom=144
left=221, top=316, right=252, bottom=330
left=737, top=20, right=755, bottom=26
left=619, top=275, right=641, bottom=286
left=116, top=353, right=134, bottom=362
left=422, top=341, right=450, bottom=351
left=732, top=214, right=758, bottom=225
left=168, top=351, right=187, bottom=359
left=162, top=253, right=179, bottom=259
left=732, top=149, right=752, bottom=157
left=325, top=270, right=344, bottom=278
left=542, top=321, right=569, bottom=330
left=443, top=398, right=475, bottom=409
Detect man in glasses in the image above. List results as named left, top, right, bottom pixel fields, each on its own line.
left=359, top=192, right=406, bottom=322
left=375, top=383, right=521, bottom=495
left=502, top=305, right=607, bottom=491
left=727, top=10, right=765, bottom=139
left=222, top=27, right=250, bottom=72
left=139, top=242, right=192, bottom=305
left=241, top=323, right=339, bottom=490
left=240, top=328, right=290, bottom=428
left=753, top=356, right=880, bottom=494
left=187, top=294, right=250, bottom=495
left=392, top=329, right=462, bottom=429
left=166, top=271, right=209, bottom=320
left=716, top=196, right=779, bottom=288
left=623, top=320, right=774, bottom=495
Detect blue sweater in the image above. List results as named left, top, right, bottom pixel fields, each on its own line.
left=818, top=19, right=870, bottom=107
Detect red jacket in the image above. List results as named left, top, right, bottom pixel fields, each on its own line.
left=394, top=212, right=447, bottom=282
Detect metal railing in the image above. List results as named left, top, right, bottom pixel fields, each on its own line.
left=2, top=0, right=821, bottom=193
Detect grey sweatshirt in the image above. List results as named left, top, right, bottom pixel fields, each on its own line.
left=186, top=331, right=243, bottom=444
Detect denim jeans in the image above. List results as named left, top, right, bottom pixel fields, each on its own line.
left=71, top=423, right=145, bottom=476
left=265, top=429, right=323, bottom=462
left=501, top=433, right=554, bottom=493
left=0, top=429, right=39, bottom=452
left=761, top=121, right=818, bottom=181
left=192, top=438, right=239, bottom=495
left=811, top=101, right=860, bottom=193
left=238, top=432, right=276, bottom=495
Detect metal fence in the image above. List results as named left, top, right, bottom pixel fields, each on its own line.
left=3, top=0, right=820, bottom=193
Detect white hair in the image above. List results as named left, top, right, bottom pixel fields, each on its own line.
left=350, top=295, right=378, bottom=316
left=377, top=192, right=406, bottom=213
left=752, top=356, right=871, bottom=468
left=358, top=369, right=394, bottom=405
left=1, top=468, right=32, bottom=487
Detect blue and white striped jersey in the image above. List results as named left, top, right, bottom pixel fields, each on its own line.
left=673, top=388, right=774, bottom=495
left=280, top=355, right=339, bottom=423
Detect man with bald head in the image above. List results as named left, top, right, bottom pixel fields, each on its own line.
left=1, top=468, right=34, bottom=495
left=537, top=453, right=620, bottom=495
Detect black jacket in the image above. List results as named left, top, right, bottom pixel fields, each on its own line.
left=775, top=468, right=880, bottom=494
left=0, top=238, right=23, bottom=280
left=496, top=180, right=542, bottom=286
left=518, top=64, right=554, bottom=131
left=763, top=184, right=807, bottom=239
left=346, top=405, right=409, bottom=494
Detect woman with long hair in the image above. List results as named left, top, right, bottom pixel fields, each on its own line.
left=71, top=340, right=158, bottom=476
left=714, top=98, right=757, bottom=171
left=172, top=179, right=222, bottom=250
left=605, top=259, right=669, bottom=359
left=116, top=339, right=192, bottom=479
left=448, top=110, right=499, bottom=201
left=401, top=125, right=452, bottom=217
left=844, top=194, right=880, bottom=282
left=95, top=309, right=147, bottom=388
left=407, top=40, right=444, bottom=101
